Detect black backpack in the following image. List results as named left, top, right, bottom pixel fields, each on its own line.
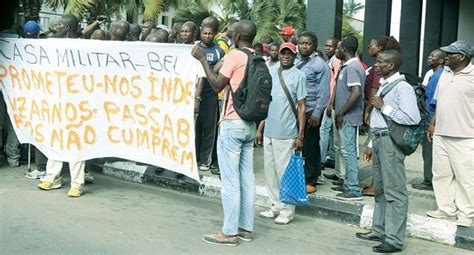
left=227, top=48, right=272, bottom=121
left=400, top=72, right=429, bottom=124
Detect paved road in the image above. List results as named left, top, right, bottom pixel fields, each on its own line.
left=1, top=166, right=471, bottom=254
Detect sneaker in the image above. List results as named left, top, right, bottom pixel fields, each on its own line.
left=324, top=159, right=335, bottom=169
left=7, top=158, right=19, bottom=167
left=316, top=176, right=326, bottom=185
left=336, top=191, right=363, bottom=201
left=202, top=233, right=239, bottom=246
left=259, top=209, right=278, bottom=218
left=67, top=187, right=82, bottom=197
left=24, top=170, right=47, bottom=179
left=210, top=168, right=220, bottom=175
left=38, top=180, right=62, bottom=190
left=332, top=179, right=344, bottom=186
left=426, top=209, right=456, bottom=219
left=274, top=215, right=293, bottom=225
left=411, top=182, right=433, bottom=191
left=330, top=186, right=344, bottom=193
left=323, top=173, right=341, bottom=181
left=237, top=229, right=253, bottom=242
left=84, top=172, right=94, bottom=184
left=456, top=217, right=473, bottom=227
left=199, top=164, right=210, bottom=171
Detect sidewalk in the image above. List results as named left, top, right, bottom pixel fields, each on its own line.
left=93, top=135, right=473, bottom=251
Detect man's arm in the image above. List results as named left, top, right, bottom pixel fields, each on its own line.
left=309, top=62, right=330, bottom=126
left=191, top=46, right=229, bottom=93
left=292, top=100, right=306, bottom=151
left=427, top=116, right=436, bottom=142
left=373, top=84, right=421, bottom=125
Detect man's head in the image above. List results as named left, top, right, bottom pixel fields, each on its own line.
left=200, top=24, right=216, bottom=46
left=55, top=14, right=79, bottom=38
left=232, top=20, right=257, bottom=48
left=180, top=21, right=197, bottom=44
left=171, top=22, right=183, bottom=43
left=201, top=16, right=220, bottom=34
left=254, top=43, right=264, bottom=56
left=141, top=21, right=155, bottom=40
left=298, top=31, right=317, bottom=57
left=427, top=49, right=446, bottom=69
left=279, top=42, right=297, bottom=69
left=262, top=36, right=273, bottom=45
left=111, top=27, right=128, bottom=41
left=91, top=29, right=106, bottom=40
left=23, top=20, right=40, bottom=38
left=374, top=50, right=403, bottom=78
left=269, top=42, right=280, bottom=61
left=335, top=35, right=358, bottom=61
left=440, top=40, right=472, bottom=71
left=279, top=26, right=295, bottom=43
left=324, top=37, right=339, bottom=59
left=155, top=29, right=169, bottom=43
left=128, top=23, right=141, bottom=41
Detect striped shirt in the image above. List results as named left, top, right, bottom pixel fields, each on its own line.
left=370, top=72, right=421, bottom=129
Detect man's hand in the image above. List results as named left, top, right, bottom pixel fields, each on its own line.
left=427, top=118, right=436, bottom=142
left=194, top=98, right=200, bottom=114
left=364, top=147, right=372, bottom=162
left=291, top=138, right=304, bottom=151
left=371, top=95, right=384, bottom=109
left=308, top=116, right=320, bottom=128
left=335, top=113, right=344, bottom=129
left=255, top=130, right=263, bottom=146
left=191, top=46, right=205, bottom=62
left=364, top=111, right=370, bottom=125
left=326, top=107, right=332, bottom=118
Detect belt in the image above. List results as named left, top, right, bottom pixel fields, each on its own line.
left=371, top=129, right=389, bottom=138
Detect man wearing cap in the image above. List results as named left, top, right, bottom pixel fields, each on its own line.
left=279, top=26, right=295, bottom=43
left=22, top=20, right=40, bottom=38
left=426, top=40, right=474, bottom=227
left=256, top=42, right=307, bottom=225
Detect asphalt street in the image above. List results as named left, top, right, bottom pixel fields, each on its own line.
left=1, top=166, right=471, bottom=255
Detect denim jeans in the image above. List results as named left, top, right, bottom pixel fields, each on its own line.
left=217, top=119, right=256, bottom=235
left=335, top=120, right=361, bottom=195
left=320, top=109, right=335, bottom=163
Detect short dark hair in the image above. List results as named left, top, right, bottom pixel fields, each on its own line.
left=299, top=31, right=318, bottom=46
left=341, top=35, right=358, bottom=54
left=61, top=14, right=79, bottom=34
left=380, top=49, right=403, bottom=69
left=373, top=35, right=401, bottom=52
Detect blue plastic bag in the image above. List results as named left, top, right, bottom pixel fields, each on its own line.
left=280, top=151, right=308, bottom=206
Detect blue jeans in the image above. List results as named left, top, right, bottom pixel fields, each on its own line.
left=217, top=119, right=256, bottom=235
left=335, top=121, right=361, bottom=195
left=320, top=109, right=335, bottom=163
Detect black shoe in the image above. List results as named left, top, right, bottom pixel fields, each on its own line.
left=372, top=242, right=402, bottom=253
left=211, top=168, right=220, bottom=175
left=411, top=182, right=433, bottom=191
left=330, top=186, right=344, bottom=193
left=332, top=179, right=344, bottom=186
left=324, top=159, right=335, bottom=169
left=355, top=232, right=384, bottom=242
left=323, top=173, right=341, bottom=180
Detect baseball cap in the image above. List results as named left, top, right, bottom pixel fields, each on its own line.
left=23, top=20, right=40, bottom=37
left=440, top=40, right=473, bottom=58
left=279, top=26, right=295, bottom=37
left=279, top=42, right=297, bottom=54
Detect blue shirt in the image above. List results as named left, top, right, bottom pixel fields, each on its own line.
left=197, top=42, right=225, bottom=97
left=264, top=63, right=307, bottom=139
left=295, top=53, right=330, bottom=118
left=335, top=58, right=366, bottom=126
left=370, top=72, right=421, bottom=128
left=426, top=68, right=444, bottom=119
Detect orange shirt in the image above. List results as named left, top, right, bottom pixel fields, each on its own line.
left=219, top=48, right=253, bottom=120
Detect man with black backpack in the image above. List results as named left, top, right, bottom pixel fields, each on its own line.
left=357, top=50, right=420, bottom=253
left=192, top=20, right=271, bottom=246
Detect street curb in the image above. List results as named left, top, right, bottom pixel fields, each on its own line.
left=99, top=161, right=473, bottom=251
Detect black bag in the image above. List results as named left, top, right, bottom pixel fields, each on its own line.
left=379, top=78, right=427, bottom=155
left=228, top=48, right=272, bottom=121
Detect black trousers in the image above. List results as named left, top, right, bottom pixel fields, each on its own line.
left=195, top=95, right=218, bottom=167
left=303, top=113, right=322, bottom=186
left=421, top=133, right=433, bottom=184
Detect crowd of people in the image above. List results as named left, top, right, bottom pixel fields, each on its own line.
left=0, top=13, right=472, bottom=253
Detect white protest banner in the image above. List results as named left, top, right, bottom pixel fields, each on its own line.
left=0, top=38, right=201, bottom=181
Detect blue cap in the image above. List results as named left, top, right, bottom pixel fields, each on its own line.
left=23, top=20, right=40, bottom=37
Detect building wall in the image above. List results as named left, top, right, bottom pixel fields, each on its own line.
left=458, top=0, right=474, bottom=43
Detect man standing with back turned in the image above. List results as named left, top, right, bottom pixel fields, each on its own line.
left=357, top=50, right=420, bottom=253
left=192, top=20, right=258, bottom=246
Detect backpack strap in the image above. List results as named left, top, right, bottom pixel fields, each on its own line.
left=378, top=78, right=405, bottom=126
left=296, top=58, right=310, bottom=70
left=278, top=67, right=299, bottom=130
